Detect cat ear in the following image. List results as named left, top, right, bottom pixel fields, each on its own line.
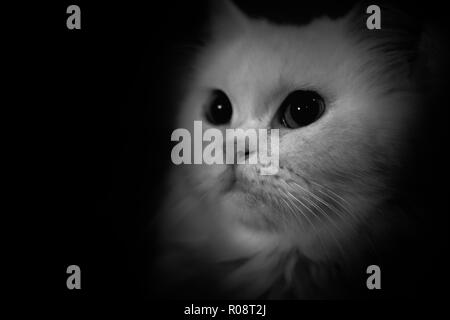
left=208, top=0, right=248, bottom=39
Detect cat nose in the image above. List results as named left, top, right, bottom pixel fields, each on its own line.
left=221, top=137, right=255, bottom=163
left=237, top=142, right=251, bottom=160
left=234, top=138, right=258, bottom=164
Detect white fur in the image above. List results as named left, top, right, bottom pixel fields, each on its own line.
left=155, top=1, right=422, bottom=298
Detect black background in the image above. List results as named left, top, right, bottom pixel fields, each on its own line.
left=11, top=0, right=450, bottom=311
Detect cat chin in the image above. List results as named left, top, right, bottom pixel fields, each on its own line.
left=218, top=190, right=341, bottom=262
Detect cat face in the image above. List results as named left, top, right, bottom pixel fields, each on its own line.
left=169, top=2, right=420, bottom=262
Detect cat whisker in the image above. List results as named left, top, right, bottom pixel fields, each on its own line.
left=278, top=189, right=332, bottom=261
left=292, top=181, right=353, bottom=226
left=290, top=181, right=355, bottom=232
left=282, top=181, right=346, bottom=259
left=309, top=181, right=354, bottom=213
left=279, top=196, right=304, bottom=229
left=304, top=181, right=362, bottom=236
left=310, top=180, right=379, bottom=259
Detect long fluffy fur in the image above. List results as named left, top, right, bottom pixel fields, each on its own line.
left=152, top=0, right=430, bottom=298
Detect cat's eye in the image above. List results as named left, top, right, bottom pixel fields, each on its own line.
left=280, top=90, right=325, bottom=129
left=205, top=89, right=233, bottom=125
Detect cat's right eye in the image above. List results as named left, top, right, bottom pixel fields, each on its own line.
left=205, top=89, right=233, bottom=125
left=280, top=90, right=325, bottom=129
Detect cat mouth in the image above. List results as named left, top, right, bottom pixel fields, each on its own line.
left=217, top=165, right=239, bottom=193
left=220, top=165, right=320, bottom=216
left=222, top=164, right=277, bottom=199
left=215, top=164, right=253, bottom=194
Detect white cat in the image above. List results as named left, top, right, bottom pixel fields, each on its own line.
left=153, top=0, right=438, bottom=298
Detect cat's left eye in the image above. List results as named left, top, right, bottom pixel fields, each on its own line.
left=205, top=89, right=233, bottom=125
left=280, top=90, right=325, bottom=129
